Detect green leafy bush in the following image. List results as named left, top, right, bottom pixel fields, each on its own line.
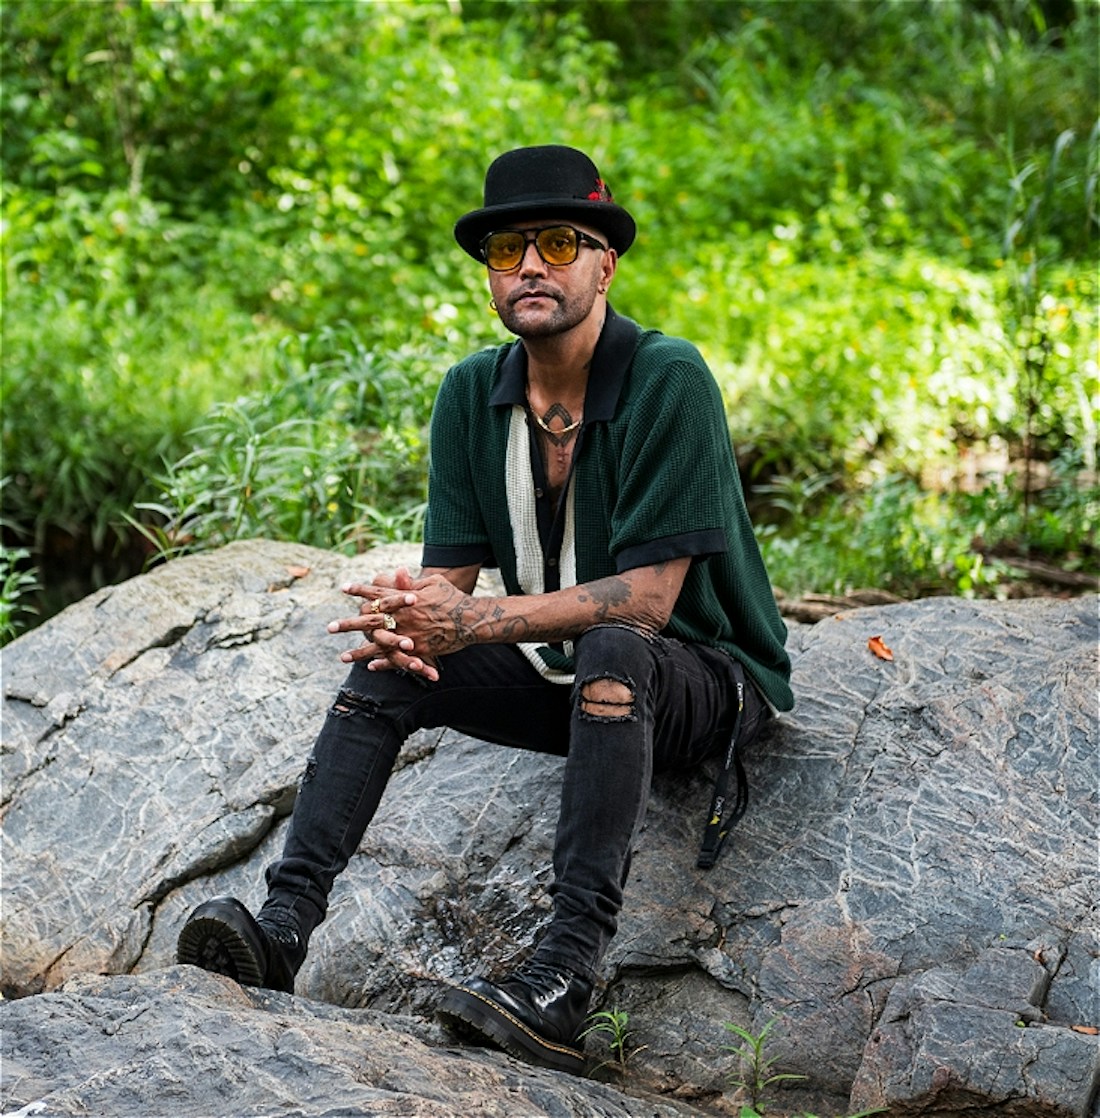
left=1, top=181, right=280, bottom=548
left=0, top=544, right=39, bottom=644
left=136, top=328, right=439, bottom=559
left=757, top=452, right=1099, bottom=600
left=2, top=0, right=1096, bottom=619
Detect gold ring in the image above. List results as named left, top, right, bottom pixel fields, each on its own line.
left=380, top=613, right=397, bottom=631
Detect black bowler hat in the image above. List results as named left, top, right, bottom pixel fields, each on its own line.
left=454, top=145, right=636, bottom=261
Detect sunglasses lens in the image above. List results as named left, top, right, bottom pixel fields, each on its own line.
left=484, top=231, right=525, bottom=270
left=535, top=226, right=579, bottom=265
left=482, top=226, right=586, bottom=270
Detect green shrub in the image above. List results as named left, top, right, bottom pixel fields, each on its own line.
left=757, top=454, right=1099, bottom=600
left=136, top=328, right=440, bottom=559
left=1, top=185, right=275, bottom=549
left=2, top=0, right=1095, bottom=611
left=0, top=544, right=39, bottom=645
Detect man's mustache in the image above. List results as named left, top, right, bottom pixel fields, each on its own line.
left=507, top=286, right=563, bottom=308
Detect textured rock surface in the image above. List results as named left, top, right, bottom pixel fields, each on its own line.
left=2, top=539, right=1097, bottom=1117
left=1, top=967, right=701, bottom=1117
left=850, top=948, right=1100, bottom=1116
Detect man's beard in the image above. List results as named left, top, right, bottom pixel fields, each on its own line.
left=496, top=283, right=599, bottom=339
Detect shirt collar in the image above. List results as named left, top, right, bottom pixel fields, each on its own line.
left=488, top=305, right=641, bottom=421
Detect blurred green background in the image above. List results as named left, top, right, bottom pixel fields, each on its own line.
left=2, top=0, right=1097, bottom=642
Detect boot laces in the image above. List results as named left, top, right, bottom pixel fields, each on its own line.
left=257, top=917, right=300, bottom=950
left=513, top=958, right=574, bottom=997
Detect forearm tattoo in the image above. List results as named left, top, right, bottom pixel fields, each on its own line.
left=425, top=563, right=670, bottom=649
left=447, top=597, right=530, bottom=647
left=425, top=585, right=532, bottom=652
left=576, top=576, right=632, bottom=621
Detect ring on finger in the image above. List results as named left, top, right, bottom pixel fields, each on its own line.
left=380, top=612, right=397, bottom=631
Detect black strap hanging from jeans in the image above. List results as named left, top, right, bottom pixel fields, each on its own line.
left=696, top=671, right=748, bottom=869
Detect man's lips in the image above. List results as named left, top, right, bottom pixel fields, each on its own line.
left=510, top=289, right=559, bottom=306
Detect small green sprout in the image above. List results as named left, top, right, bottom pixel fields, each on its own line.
left=580, top=1006, right=647, bottom=1076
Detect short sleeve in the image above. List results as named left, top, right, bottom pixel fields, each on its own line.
left=610, top=355, right=733, bottom=572
left=422, top=368, right=495, bottom=569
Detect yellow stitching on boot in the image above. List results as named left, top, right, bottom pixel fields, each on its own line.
left=457, top=986, right=584, bottom=1061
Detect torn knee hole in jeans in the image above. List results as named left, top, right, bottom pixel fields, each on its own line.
left=579, top=674, right=637, bottom=722
left=329, top=688, right=380, bottom=719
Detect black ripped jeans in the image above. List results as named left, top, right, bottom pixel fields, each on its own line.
left=261, top=624, right=770, bottom=983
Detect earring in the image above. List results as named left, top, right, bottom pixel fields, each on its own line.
left=488, top=298, right=498, bottom=314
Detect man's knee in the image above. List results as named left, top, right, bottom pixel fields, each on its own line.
left=578, top=674, right=637, bottom=722
left=572, top=624, right=662, bottom=722
left=325, top=661, right=428, bottom=736
left=574, top=621, right=658, bottom=671
left=326, top=657, right=424, bottom=719
left=329, top=688, right=381, bottom=719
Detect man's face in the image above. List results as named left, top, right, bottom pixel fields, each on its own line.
left=486, top=217, right=615, bottom=340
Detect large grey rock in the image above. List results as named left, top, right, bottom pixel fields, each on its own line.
left=1, top=966, right=700, bottom=1117
left=850, top=948, right=1099, bottom=1116
left=2, top=539, right=1097, bottom=1117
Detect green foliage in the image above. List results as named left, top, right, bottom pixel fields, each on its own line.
left=576, top=999, right=883, bottom=1114
left=1001, top=126, right=1100, bottom=475
left=135, top=328, right=436, bottom=559
left=723, top=1018, right=807, bottom=1110
left=607, top=0, right=1097, bottom=257
left=0, top=544, right=40, bottom=645
left=2, top=0, right=1096, bottom=615
left=579, top=1007, right=646, bottom=1075
left=723, top=1015, right=886, bottom=1117
left=2, top=184, right=272, bottom=551
left=756, top=447, right=1099, bottom=600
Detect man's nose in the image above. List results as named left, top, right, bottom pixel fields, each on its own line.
left=517, top=239, right=548, bottom=277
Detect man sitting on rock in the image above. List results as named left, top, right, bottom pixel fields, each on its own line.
left=177, top=144, right=793, bottom=1075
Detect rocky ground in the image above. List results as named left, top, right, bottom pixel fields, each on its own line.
left=3, top=540, right=1097, bottom=1117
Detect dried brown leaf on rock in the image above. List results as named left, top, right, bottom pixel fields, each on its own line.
left=868, top=635, right=894, bottom=661
left=267, top=564, right=313, bottom=593
left=1071, top=1024, right=1099, bottom=1035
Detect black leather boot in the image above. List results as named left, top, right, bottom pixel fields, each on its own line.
left=176, top=896, right=302, bottom=994
left=437, top=959, right=593, bottom=1075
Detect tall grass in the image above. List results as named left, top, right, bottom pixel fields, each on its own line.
left=133, top=327, right=439, bottom=561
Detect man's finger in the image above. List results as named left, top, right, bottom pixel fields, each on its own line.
left=328, top=611, right=410, bottom=634
left=367, top=653, right=439, bottom=682
left=329, top=616, right=371, bottom=634
left=337, top=629, right=414, bottom=663
left=370, top=592, right=417, bottom=613
left=342, top=582, right=387, bottom=600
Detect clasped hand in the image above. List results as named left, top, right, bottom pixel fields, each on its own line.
left=326, top=567, right=469, bottom=682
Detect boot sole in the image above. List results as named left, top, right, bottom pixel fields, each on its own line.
left=436, top=983, right=586, bottom=1076
left=176, top=909, right=265, bottom=988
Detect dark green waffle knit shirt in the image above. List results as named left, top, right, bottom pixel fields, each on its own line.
left=422, top=307, right=793, bottom=712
